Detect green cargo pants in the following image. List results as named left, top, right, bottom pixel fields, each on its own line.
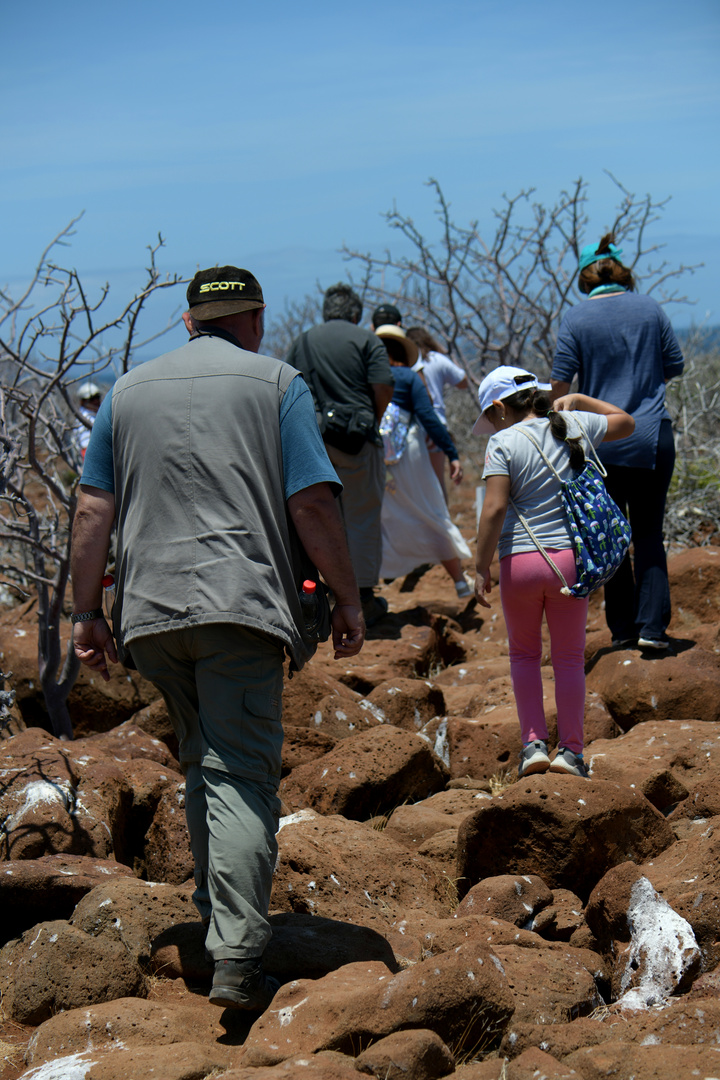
left=129, top=623, right=284, bottom=960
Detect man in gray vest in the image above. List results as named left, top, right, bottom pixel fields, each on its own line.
left=70, top=266, right=364, bottom=1013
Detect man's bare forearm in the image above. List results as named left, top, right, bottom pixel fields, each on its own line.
left=288, top=483, right=360, bottom=605
left=71, top=486, right=116, bottom=612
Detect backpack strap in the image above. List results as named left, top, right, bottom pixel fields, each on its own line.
left=508, top=497, right=573, bottom=595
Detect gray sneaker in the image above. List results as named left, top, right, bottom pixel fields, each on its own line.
left=549, top=748, right=588, bottom=777
left=209, top=958, right=280, bottom=1011
left=518, top=740, right=551, bottom=778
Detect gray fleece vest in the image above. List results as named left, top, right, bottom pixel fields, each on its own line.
left=110, top=334, right=315, bottom=670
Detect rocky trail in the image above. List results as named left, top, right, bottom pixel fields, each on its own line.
left=1, top=482, right=720, bottom=1080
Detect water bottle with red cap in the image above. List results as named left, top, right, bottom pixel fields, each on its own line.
left=102, top=573, right=115, bottom=621
left=299, top=579, right=322, bottom=640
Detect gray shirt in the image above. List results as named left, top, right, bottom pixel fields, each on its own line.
left=287, top=319, right=393, bottom=444
left=483, top=412, right=608, bottom=559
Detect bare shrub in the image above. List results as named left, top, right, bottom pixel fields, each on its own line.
left=342, top=173, right=699, bottom=383
left=0, top=219, right=182, bottom=737
left=665, top=329, right=720, bottom=546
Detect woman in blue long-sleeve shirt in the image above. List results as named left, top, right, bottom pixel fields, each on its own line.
left=375, top=324, right=472, bottom=598
left=551, top=234, right=684, bottom=650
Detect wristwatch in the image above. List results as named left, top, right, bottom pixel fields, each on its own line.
left=70, top=609, right=104, bottom=624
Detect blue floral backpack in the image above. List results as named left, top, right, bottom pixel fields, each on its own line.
left=511, top=418, right=631, bottom=599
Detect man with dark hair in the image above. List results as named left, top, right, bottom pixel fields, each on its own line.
left=288, top=283, right=394, bottom=626
left=324, top=283, right=363, bottom=324
left=71, top=265, right=364, bottom=1014
left=371, top=302, right=403, bottom=330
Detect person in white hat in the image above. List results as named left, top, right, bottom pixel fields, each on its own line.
left=374, top=324, right=472, bottom=599
left=76, top=382, right=103, bottom=459
left=473, top=365, right=634, bottom=778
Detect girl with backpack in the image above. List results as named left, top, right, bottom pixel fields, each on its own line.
left=473, top=366, right=634, bottom=778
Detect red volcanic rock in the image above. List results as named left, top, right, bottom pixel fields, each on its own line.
left=279, top=725, right=449, bottom=820
left=492, top=942, right=605, bottom=1024
left=455, top=874, right=553, bottom=928
left=535, top=888, right=587, bottom=943
left=397, top=911, right=550, bottom=956
left=445, top=711, right=524, bottom=781
left=323, top=617, right=466, bottom=694
left=292, top=694, right=383, bottom=740
left=565, top=1041, right=720, bottom=1079
left=586, top=644, right=720, bottom=728
left=24, top=996, right=227, bottom=1070
left=365, top=677, right=446, bottom=733
left=668, top=545, right=720, bottom=624
left=85, top=1042, right=234, bottom=1080
left=445, top=690, right=617, bottom=782
left=354, top=1028, right=455, bottom=1080
left=240, top=945, right=514, bottom=1068
left=586, top=719, right=720, bottom=788
left=639, top=768, right=689, bottom=812
left=271, top=809, right=453, bottom=931
left=502, top=1048, right=582, bottom=1079
left=70, top=877, right=198, bottom=963
left=0, top=724, right=193, bottom=875
left=223, top=1052, right=362, bottom=1079
left=668, top=771, right=720, bottom=820
left=73, top=719, right=178, bottom=765
left=416, top=827, right=459, bottom=871
left=130, top=697, right=178, bottom=758
left=383, top=788, right=493, bottom=851
left=0, top=919, right=145, bottom=1023
left=0, top=853, right=134, bottom=945
left=0, top=727, right=131, bottom=862
left=281, top=662, right=362, bottom=725
left=457, top=775, right=675, bottom=901
left=0, top=603, right=159, bottom=736
left=281, top=724, right=337, bottom=775
left=143, top=776, right=193, bottom=885
left=501, top=992, right=720, bottom=1061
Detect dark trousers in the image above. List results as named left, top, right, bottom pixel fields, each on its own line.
left=602, top=419, right=675, bottom=642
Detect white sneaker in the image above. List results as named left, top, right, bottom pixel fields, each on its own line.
left=638, top=636, right=670, bottom=651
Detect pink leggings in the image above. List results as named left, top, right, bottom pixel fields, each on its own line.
left=499, top=549, right=588, bottom=755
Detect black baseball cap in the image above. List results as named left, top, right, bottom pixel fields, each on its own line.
left=372, top=303, right=402, bottom=327
left=186, top=266, right=265, bottom=321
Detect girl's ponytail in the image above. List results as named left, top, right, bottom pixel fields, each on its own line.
left=530, top=390, right=586, bottom=471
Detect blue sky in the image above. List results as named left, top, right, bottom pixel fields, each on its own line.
left=3, top=0, right=719, bottom=357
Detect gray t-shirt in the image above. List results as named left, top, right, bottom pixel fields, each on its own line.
left=483, top=412, right=607, bottom=559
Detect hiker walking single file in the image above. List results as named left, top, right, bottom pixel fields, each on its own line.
left=71, top=265, right=364, bottom=1013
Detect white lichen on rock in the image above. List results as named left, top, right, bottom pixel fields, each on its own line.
left=619, top=876, right=700, bottom=1009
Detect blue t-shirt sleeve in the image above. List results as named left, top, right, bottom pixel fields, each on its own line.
left=80, top=389, right=115, bottom=492
left=552, top=315, right=580, bottom=383
left=659, top=310, right=684, bottom=379
left=280, top=375, right=341, bottom=499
